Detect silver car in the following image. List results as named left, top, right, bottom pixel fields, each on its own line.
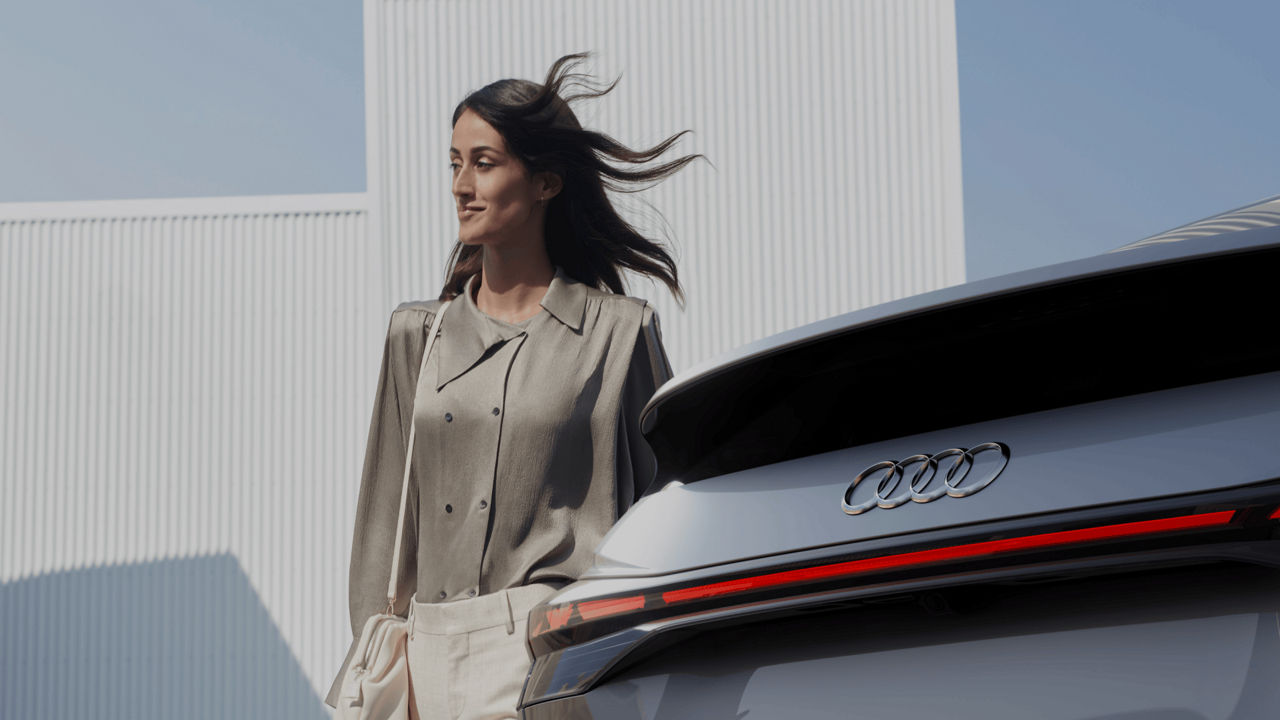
left=519, top=196, right=1280, bottom=719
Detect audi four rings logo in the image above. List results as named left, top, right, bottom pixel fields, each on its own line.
left=842, top=442, right=1011, bottom=516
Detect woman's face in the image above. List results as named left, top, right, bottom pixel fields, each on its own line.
left=450, top=108, right=555, bottom=247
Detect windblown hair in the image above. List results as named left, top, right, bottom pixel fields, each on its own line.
left=441, top=52, right=701, bottom=305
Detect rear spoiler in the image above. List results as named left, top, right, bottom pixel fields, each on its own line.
left=641, top=229, right=1280, bottom=485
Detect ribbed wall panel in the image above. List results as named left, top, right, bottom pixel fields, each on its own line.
left=0, top=196, right=374, bottom=717
left=367, top=0, right=965, bottom=373
left=2, top=1, right=962, bottom=713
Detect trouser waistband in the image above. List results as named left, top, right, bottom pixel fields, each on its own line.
left=408, top=582, right=561, bottom=635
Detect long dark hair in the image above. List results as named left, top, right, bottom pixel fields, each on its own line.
left=441, top=52, right=701, bottom=305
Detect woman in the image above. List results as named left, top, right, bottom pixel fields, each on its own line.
left=326, top=53, right=700, bottom=718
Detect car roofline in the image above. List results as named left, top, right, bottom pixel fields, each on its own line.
left=641, top=225, right=1280, bottom=433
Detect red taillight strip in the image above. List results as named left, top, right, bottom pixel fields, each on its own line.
left=543, top=605, right=574, bottom=632
left=661, top=510, right=1236, bottom=604
left=577, top=595, right=646, bottom=621
left=1270, top=506, right=1280, bottom=520
left=531, top=510, right=1240, bottom=638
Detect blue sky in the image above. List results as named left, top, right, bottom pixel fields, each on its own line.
left=958, top=0, right=1280, bottom=277
left=2, top=1, right=1278, bottom=280
left=0, top=0, right=363, bottom=200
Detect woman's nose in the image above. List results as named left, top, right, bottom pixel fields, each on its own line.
left=452, top=167, right=474, bottom=199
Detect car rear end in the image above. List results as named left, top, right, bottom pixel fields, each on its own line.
left=520, top=223, right=1280, bottom=719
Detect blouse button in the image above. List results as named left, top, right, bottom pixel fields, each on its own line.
left=467, top=589, right=477, bottom=597
left=444, top=412, right=453, bottom=422
left=444, top=503, right=453, bottom=513
left=438, top=591, right=446, bottom=600
left=478, top=500, right=488, bottom=510
left=491, top=407, right=500, bottom=416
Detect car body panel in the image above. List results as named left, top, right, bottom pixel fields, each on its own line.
left=527, top=564, right=1280, bottom=719
left=638, top=229, right=1280, bottom=487
left=593, top=370, right=1280, bottom=578
left=641, top=223, right=1280, bottom=438
left=520, top=200, right=1280, bottom=718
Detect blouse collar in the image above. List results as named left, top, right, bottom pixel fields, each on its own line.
left=435, top=267, right=588, bottom=389
left=539, top=266, right=588, bottom=332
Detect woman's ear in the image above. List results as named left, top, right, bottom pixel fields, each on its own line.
left=536, top=172, right=564, bottom=201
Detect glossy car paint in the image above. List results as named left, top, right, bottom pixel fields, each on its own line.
left=526, top=563, right=1280, bottom=719
left=521, top=202, right=1280, bottom=719
left=593, top=370, right=1280, bottom=577
left=644, top=221, right=1280, bottom=427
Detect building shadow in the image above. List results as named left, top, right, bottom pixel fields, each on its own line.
left=0, top=552, right=328, bottom=719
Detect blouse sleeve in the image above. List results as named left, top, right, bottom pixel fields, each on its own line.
left=325, top=307, right=424, bottom=708
left=616, top=303, right=675, bottom=515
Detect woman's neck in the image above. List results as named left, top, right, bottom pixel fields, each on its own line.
left=474, top=244, right=555, bottom=325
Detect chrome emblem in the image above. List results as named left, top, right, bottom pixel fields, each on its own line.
left=842, top=442, right=1010, bottom=516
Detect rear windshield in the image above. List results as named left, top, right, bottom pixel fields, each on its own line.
left=645, top=245, right=1280, bottom=484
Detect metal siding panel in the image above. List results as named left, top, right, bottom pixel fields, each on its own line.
left=366, top=0, right=962, bottom=373
left=360, top=0, right=962, bottom=676
left=0, top=200, right=373, bottom=714
left=0, top=0, right=962, bottom=708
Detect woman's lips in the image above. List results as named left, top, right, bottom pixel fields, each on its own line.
left=459, top=206, right=483, bottom=219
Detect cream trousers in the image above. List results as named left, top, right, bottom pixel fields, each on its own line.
left=406, top=583, right=561, bottom=720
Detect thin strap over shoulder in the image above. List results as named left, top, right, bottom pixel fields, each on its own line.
left=385, top=298, right=451, bottom=613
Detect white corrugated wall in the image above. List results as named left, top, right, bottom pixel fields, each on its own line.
left=1, top=0, right=963, bottom=714
left=0, top=195, right=375, bottom=717
left=367, top=0, right=965, bottom=372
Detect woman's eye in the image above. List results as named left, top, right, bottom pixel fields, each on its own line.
left=476, top=159, right=494, bottom=168
left=449, top=162, right=460, bottom=171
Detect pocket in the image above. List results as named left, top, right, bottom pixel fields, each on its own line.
left=446, top=632, right=469, bottom=719
left=463, top=621, right=535, bottom=718
left=407, top=630, right=469, bottom=720
left=514, top=616, right=533, bottom=664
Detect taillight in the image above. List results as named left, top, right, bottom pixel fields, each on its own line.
left=529, top=508, right=1245, bottom=654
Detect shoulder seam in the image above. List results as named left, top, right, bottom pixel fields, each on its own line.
left=597, top=294, right=647, bottom=308
left=394, top=299, right=443, bottom=314
left=388, top=300, right=443, bottom=341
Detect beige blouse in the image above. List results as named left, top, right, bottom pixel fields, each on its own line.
left=326, top=267, right=673, bottom=707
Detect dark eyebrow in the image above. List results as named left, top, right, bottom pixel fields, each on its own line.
left=449, top=145, right=502, bottom=156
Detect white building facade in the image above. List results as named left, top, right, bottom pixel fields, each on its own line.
left=0, top=1, right=964, bottom=715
